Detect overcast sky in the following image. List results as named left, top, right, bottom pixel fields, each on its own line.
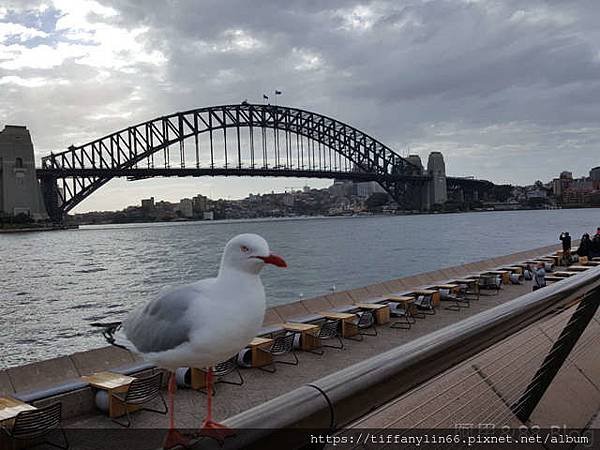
left=1, top=0, right=599, bottom=212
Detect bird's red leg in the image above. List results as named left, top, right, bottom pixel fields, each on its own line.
left=198, top=367, right=235, bottom=442
left=163, top=371, right=189, bottom=449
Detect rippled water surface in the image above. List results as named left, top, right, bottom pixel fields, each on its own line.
left=2, top=209, right=599, bottom=368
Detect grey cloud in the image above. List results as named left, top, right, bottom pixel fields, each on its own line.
left=1, top=0, right=599, bottom=211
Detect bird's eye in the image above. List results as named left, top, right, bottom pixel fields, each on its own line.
left=240, top=245, right=250, bottom=253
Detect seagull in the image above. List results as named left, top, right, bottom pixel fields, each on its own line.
left=92, top=234, right=287, bottom=447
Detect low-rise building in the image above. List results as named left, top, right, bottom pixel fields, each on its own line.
left=177, top=198, right=193, bottom=218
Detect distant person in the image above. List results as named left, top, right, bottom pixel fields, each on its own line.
left=592, top=234, right=600, bottom=258
left=523, top=264, right=533, bottom=281
left=596, top=227, right=600, bottom=236
left=576, top=233, right=592, bottom=258
left=559, top=231, right=572, bottom=264
left=559, top=231, right=571, bottom=252
left=533, top=262, right=546, bottom=291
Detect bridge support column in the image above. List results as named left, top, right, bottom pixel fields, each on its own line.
left=426, top=152, right=447, bottom=208
left=40, top=176, right=63, bottom=223
left=0, top=125, right=49, bottom=220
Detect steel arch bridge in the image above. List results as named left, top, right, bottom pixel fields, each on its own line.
left=37, top=103, right=487, bottom=221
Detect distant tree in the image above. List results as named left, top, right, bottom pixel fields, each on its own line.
left=490, top=184, right=514, bottom=203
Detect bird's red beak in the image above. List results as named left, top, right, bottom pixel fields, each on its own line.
left=256, top=253, right=287, bottom=268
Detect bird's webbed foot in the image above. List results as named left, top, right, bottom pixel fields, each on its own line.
left=196, top=419, right=235, bottom=444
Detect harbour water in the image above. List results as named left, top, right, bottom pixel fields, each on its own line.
left=1, top=208, right=599, bottom=369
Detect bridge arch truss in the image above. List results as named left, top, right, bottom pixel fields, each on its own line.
left=39, top=103, right=427, bottom=219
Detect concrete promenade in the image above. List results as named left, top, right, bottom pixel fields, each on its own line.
left=4, top=242, right=599, bottom=450
left=67, top=272, right=537, bottom=429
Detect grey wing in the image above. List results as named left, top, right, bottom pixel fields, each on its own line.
left=122, top=284, right=204, bottom=353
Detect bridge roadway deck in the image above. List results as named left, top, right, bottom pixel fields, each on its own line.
left=65, top=279, right=537, bottom=433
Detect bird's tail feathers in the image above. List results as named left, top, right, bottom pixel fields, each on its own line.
left=90, top=321, right=129, bottom=351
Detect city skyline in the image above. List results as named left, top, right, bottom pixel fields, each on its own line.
left=2, top=1, right=600, bottom=212
left=70, top=162, right=600, bottom=217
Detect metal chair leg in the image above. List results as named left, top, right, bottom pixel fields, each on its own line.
left=41, top=427, right=70, bottom=450
left=218, top=369, right=244, bottom=386
left=361, top=323, right=378, bottom=337
left=140, top=394, right=169, bottom=415
left=390, top=315, right=411, bottom=329
left=276, top=351, right=299, bottom=366
left=346, top=331, right=365, bottom=342
left=112, top=408, right=132, bottom=428
left=258, top=362, right=277, bottom=373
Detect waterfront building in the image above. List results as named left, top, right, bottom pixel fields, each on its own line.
left=328, top=180, right=353, bottom=198
left=551, top=171, right=574, bottom=198
left=590, top=166, right=600, bottom=189
left=178, top=198, right=194, bottom=218
left=141, top=197, right=155, bottom=212
left=192, top=194, right=209, bottom=215
left=353, top=181, right=386, bottom=199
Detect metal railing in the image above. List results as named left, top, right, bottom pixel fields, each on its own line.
left=199, top=267, right=600, bottom=449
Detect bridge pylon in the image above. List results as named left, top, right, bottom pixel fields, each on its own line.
left=39, top=175, right=63, bottom=223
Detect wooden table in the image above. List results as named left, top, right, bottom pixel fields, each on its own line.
left=545, top=276, right=564, bottom=282
left=545, top=255, right=561, bottom=265
left=247, top=337, right=274, bottom=368
left=319, top=311, right=358, bottom=337
left=385, top=295, right=417, bottom=319
left=455, top=278, right=482, bottom=300
left=282, top=322, right=320, bottom=351
left=431, top=284, right=461, bottom=295
left=553, top=271, right=577, bottom=278
left=500, top=266, right=523, bottom=275
left=356, top=303, right=390, bottom=325
left=485, top=270, right=510, bottom=284
left=567, top=265, right=589, bottom=272
left=586, top=261, right=600, bottom=266
left=81, top=371, right=137, bottom=418
left=411, top=289, right=440, bottom=306
left=0, top=396, right=36, bottom=425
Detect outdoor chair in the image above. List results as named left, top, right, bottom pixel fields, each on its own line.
left=202, top=356, right=244, bottom=395
left=347, top=309, right=378, bottom=340
left=389, top=302, right=415, bottom=329
left=459, top=281, right=480, bottom=301
left=414, top=294, right=436, bottom=315
left=439, top=288, right=469, bottom=311
left=112, top=372, right=167, bottom=427
left=542, top=261, right=554, bottom=272
left=257, top=332, right=299, bottom=373
left=1, top=402, right=69, bottom=449
left=479, top=274, right=502, bottom=294
left=509, top=272, right=523, bottom=285
left=309, top=319, right=344, bottom=355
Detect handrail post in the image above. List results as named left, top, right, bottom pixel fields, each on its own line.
left=511, top=287, right=600, bottom=422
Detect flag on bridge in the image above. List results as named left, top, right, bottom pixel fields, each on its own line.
left=275, top=90, right=282, bottom=95
left=263, top=94, right=269, bottom=100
